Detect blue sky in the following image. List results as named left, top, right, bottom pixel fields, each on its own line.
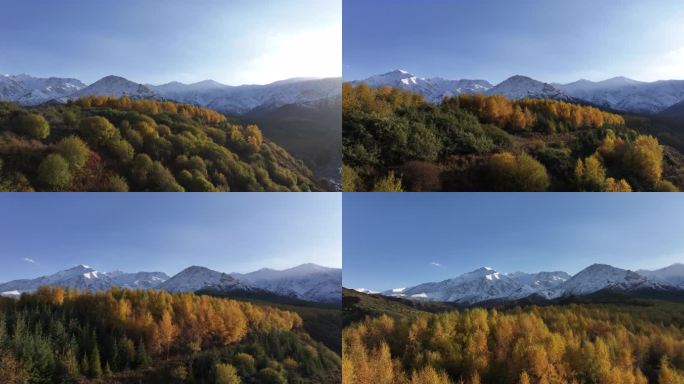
left=0, top=193, right=341, bottom=282
left=0, top=0, right=341, bottom=85
left=343, top=193, right=684, bottom=291
left=343, top=0, right=684, bottom=83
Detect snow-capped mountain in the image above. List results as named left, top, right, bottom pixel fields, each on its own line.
left=155, top=266, right=244, bottom=293
left=382, top=267, right=569, bottom=304
left=0, top=265, right=170, bottom=294
left=353, top=288, right=378, bottom=294
left=558, top=264, right=653, bottom=296
left=353, top=70, right=492, bottom=103
left=555, top=78, right=684, bottom=114
left=231, top=263, right=341, bottom=303
left=0, top=74, right=85, bottom=105
left=68, top=75, right=158, bottom=100
left=150, top=77, right=341, bottom=115
left=486, top=75, right=570, bottom=100
left=638, top=263, right=684, bottom=288
left=106, top=271, right=170, bottom=289
left=1, top=73, right=340, bottom=116
left=353, top=70, right=684, bottom=114
left=378, top=263, right=684, bottom=305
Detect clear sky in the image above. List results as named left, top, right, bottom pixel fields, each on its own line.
left=343, top=193, right=684, bottom=291
left=343, top=0, right=684, bottom=84
left=0, top=193, right=341, bottom=282
left=0, top=0, right=341, bottom=85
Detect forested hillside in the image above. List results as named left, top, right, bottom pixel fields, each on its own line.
left=0, top=286, right=341, bottom=383
left=343, top=83, right=684, bottom=192
left=0, top=96, right=328, bottom=191
left=343, top=298, right=684, bottom=384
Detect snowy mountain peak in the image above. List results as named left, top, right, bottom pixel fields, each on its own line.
left=376, top=263, right=684, bottom=305
left=487, top=75, right=569, bottom=100
left=69, top=75, right=159, bottom=100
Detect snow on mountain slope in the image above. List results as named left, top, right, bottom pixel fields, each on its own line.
left=0, top=74, right=85, bottom=104
left=353, top=70, right=492, bottom=103
left=231, top=263, right=341, bottom=303
left=0, top=265, right=168, bottom=293
left=558, top=264, right=653, bottom=296
left=156, top=266, right=243, bottom=293
left=353, top=288, right=378, bottom=294
left=106, top=271, right=170, bottom=289
left=487, top=75, right=570, bottom=100
left=377, top=264, right=684, bottom=305
left=150, top=77, right=341, bottom=115
left=69, top=75, right=159, bottom=100
left=382, top=268, right=571, bottom=304
left=638, top=263, right=684, bottom=288
left=555, top=78, right=684, bottom=114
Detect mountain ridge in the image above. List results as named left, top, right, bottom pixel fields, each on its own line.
left=369, top=262, right=684, bottom=305
left=353, top=69, right=684, bottom=114
left=0, top=262, right=341, bottom=303
left=0, top=72, right=341, bottom=116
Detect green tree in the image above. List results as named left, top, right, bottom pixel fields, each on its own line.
left=215, top=363, right=241, bottom=384
left=14, top=112, right=49, bottom=139
left=55, top=135, right=90, bottom=171
left=136, top=339, right=152, bottom=368
left=38, top=154, right=72, bottom=189
left=108, top=175, right=129, bottom=192
left=343, top=165, right=363, bottom=192
left=257, top=368, right=287, bottom=384
left=372, top=171, right=403, bottom=192
left=487, top=152, right=549, bottom=191
left=80, top=116, right=119, bottom=147
left=90, top=345, right=102, bottom=378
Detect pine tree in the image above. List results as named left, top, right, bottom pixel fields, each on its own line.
left=81, top=353, right=90, bottom=377
left=136, top=338, right=152, bottom=368
left=90, top=345, right=102, bottom=378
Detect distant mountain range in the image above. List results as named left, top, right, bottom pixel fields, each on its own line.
left=0, top=73, right=341, bottom=116
left=0, top=263, right=341, bottom=303
left=357, top=263, right=684, bottom=305
left=353, top=70, right=684, bottom=115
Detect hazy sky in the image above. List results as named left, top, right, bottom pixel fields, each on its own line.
left=343, top=0, right=684, bottom=83
left=0, top=193, right=341, bottom=282
left=0, top=0, right=341, bottom=85
left=343, top=193, right=684, bottom=291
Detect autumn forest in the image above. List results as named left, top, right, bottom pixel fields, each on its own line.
left=0, top=97, right=329, bottom=192
left=0, top=286, right=341, bottom=384
left=342, top=290, right=684, bottom=384
left=342, top=84, right=684, bottom=192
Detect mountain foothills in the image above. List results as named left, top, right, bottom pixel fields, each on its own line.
left=0, top=263, right=341, bottom=304
left=343, top=263, right=684, bottom=384
left=0, top=73, right=342, bottom=190
left=344, top=70, right=684, bottom=192
left=0, top=263, right=342, bottom=383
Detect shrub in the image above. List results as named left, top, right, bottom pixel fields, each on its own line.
left=487, top=152, right=549, bottom=191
